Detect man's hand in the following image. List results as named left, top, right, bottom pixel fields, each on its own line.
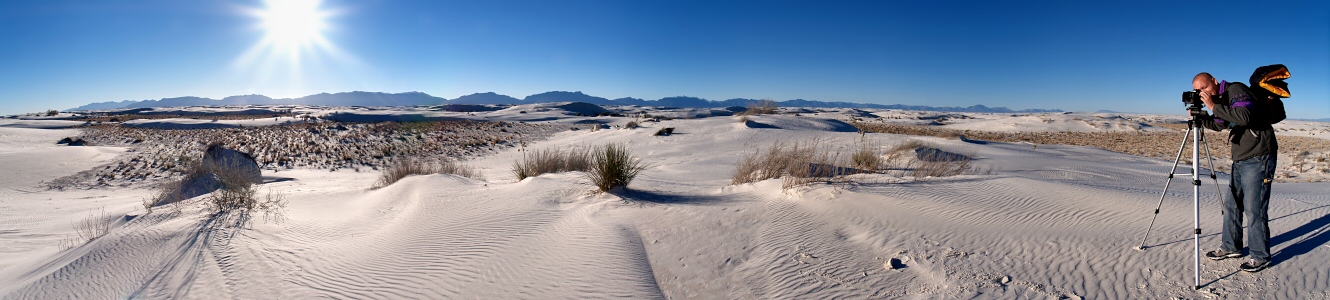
left=1200, top=89, right=1217, bottom=110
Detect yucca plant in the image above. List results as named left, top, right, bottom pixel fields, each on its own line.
left=588, top=143, right=648, bottom=192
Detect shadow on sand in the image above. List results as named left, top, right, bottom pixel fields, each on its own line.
left=1271, top=211, right=1330, bottom=266
left=612, top=189, right=728, bottom=205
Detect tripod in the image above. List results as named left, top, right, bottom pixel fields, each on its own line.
left=1135, top=116, right=1225, bottom=290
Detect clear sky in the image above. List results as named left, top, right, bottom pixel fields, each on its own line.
left=1, top=0, right=1327, bottom=118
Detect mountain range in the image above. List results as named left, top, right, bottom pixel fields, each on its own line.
left=68, top=91, right=1063, bottom=113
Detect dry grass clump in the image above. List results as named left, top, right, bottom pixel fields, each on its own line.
left=731, top=140, right=847, bottom=189
left=587, top=143, right=649, bottom=192
left=742, top=99, right=779, bottom=115
left=512, top=147, right=593, bottom=181
left=911, top=149, right=977, bottom=178
left=731, top=138, right=992, bottom=188
left=851, top=142, right=883, bottom=171
left=373, top=158, right=483, bottom=188
left=207, top=159, right=286, bottom=226
left=625, top=121, right=639, bottom=129
left=882, top=139, right=991, bottom=178
left=74, top=208, right=112, bottom=243
left=142, top=152, right=286, bottom=226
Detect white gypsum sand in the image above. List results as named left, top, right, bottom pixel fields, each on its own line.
left=1, top=107, right=1328, bottom=299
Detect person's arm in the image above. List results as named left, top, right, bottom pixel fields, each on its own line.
left=1210, top=83, right=1254, bottom=127
left=1198, top=114, right=1225, bottom=131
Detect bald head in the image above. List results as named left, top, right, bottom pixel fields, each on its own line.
left=1193, top=72, right=1219, bottom=95
left=1193, top=72, right=1213, bottom=84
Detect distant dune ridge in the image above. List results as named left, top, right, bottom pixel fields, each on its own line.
left=67, top=91, right=1062, bottom=113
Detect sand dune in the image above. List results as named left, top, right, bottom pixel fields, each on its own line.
left=2, top=110, right=1328, bottom=298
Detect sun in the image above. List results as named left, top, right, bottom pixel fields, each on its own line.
left=233, top=0, right=357, bottom=93
left=259, top=0, right=329, bottom=51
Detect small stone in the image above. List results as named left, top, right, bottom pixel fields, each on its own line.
left=1000, top=275, right=1011, bottom=284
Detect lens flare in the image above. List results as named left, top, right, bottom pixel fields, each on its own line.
left=233, top=0, right=358, bottom=95
left=260, top=0, right=328, bottom=52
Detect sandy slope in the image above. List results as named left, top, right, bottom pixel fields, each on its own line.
left=2, top=114, right=1329, bottom=299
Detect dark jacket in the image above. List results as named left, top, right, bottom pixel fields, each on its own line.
left=1199, top=81, right=1280, bottom=162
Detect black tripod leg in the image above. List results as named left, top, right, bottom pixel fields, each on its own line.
left=1137, top=126, right=1194, bottom=250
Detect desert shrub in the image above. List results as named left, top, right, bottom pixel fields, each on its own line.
left=45, top=109, right=59, bottom=116
left=744, top=99, right=778, bottom=115
left=738, top=115, right=750, bottom=123
left=896, top=142, right=994, bottom=178
left=180, top=158, right=286, bottom=226
left=625, top=121, right=639, bottom=129
left=911, top=153, right=975, bottom=178
left=938, top=131, right=964, bottom=140
left=512, top=147, right=593, bottom=181
left=851, top=143, right=883, bottom=171
left=374, top=158, right=483, bottom=188
left=587, top=143, right=648, bottom=192
left=731, top=140, right=845, bottom=189
left=74, top=208, right=111, bottom=243
left=654, top=127, right=674, bottom=136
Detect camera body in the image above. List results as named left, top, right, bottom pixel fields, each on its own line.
left=1182, top=90, right=1208, bottom=117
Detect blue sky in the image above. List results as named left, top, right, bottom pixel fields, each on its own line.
left=1, top=0, right=1327, bottom=118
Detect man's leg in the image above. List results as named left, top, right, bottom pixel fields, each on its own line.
left=1245, top=154, right=1277, bottom=262
left=1221, top=161, right=1245, bottom=254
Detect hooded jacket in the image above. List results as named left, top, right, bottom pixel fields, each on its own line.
left=1199, top=81, right=1279, bottom=162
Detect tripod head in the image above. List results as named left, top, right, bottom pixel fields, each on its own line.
left=1187, top=104, right=1210, bottom=120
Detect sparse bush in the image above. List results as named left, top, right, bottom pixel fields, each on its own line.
left=731, top=140, right=846, bottom=189
left=587, top=143, right=648, bottom=192
left=910, top=153, right=974, bottom=178
left=851, top=143, right=882, bottom=171
left=374, top=158, right=483, bottom=188
left=164, top=156, right=285, bottom=227
left=738, top=115, right=750, bottom=123
left=74, top=208, right=111, bottom=243
left=654, top=127, right=674, bottom=136
left=512, top=147, right=593, bottom=180
left=899, top=143, right=994, bottom=178
left=743, top=99, right=778, bottom=115
left=45, top=109, right=59, bottom=116
left=938, top=131, right=964, bottom=140
left=625, top=121, right=639, bottom=129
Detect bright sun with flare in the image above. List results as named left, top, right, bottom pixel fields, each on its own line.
left=259, top=0, right=329, bottom=50
left=234, top=0, right=356, bottom=92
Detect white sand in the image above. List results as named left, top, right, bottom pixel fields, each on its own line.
left=2, top=111, right=1329, bottom=299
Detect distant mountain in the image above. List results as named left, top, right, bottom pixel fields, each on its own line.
left=68, top=100, right=141, bottom=111
left=450, top=92, right=521, bottom=105
left=221, top=94, right=275, bottom=105
left=609, top=97, right=650, bottom=106
left=126, top=96, right=215, bottom=108
left=295, top=91, right=442, bottom=106
left=523, top=91, right=611, bottom=105
left=67, top=90, right=1063, bottom=113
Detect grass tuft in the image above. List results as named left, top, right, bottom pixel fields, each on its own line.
left=512, top=147, right=593, bottom=181
left=743, top=99, right=778, bottom=115
left=375, top=158, right=483, bottom=188
left=587, top=143, right=648, bottom=192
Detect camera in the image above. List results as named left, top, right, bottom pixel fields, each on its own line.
left=1182, top=90, right=1202, bottom=106
left=1182, top=90, right=1208, bottom=117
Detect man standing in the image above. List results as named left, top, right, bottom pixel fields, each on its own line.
left=1193, top=71, right=1282, bottom=272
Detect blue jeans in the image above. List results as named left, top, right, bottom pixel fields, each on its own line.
left=1221, top=153, right=1277, bottom=261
